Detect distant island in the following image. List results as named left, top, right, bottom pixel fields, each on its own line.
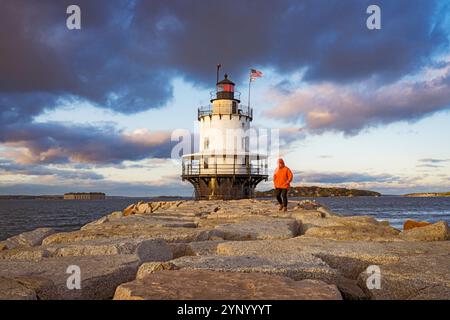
left=403, top=192, right=450, bottom=197
left=256, top=186, right=381, bottom=197
left=64, top=192, right=106, bottom=200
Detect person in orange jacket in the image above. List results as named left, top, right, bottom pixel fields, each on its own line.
left=273, top=158, right=293, bottom=211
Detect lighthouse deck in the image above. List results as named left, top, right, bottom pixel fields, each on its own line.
left=198, top=105, right=253, bottom=120
left=181, top=152, right=268, bottom=178
left=181, top=163, right=268, bottom=178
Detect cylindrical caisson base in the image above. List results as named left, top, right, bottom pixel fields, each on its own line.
left=183, top=175, right=267, bottom=200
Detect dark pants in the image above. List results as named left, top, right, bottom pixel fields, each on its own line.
left=275, top=188, right=288, bottom=207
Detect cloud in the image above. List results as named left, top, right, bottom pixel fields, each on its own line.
left=0, top=160, right=104, bottom=180
left=0, top=160, right=193, bottom=196
left=0, top=123, right=174, bottom=165
left=418, top=158, right=450, bottom=164
left=264, top=65, right=450, bottom=134
left=0, top=178, right=193, bottom=197
left=417, top=164, right=444, bottom=168
left=1, top=0, right=448, bottom=122
left=416, top=158, right=450, bottom=169
left=135, top=0, right=448, bottom=84
left=0, top=1, right=174, bottom=116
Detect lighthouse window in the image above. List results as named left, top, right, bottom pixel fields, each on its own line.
left=204, top=138, right=209, bottom=150
left=218, top=84, right=233, bottom=92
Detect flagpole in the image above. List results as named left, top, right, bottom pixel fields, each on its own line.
left=248, top=69, right=252, bottom=111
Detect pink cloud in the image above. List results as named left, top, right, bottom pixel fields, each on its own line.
left=265, top=66, right=450, bottom=135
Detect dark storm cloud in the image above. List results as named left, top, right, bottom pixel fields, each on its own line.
left=1, top=0, right=447, bottom=115
left=133, top=0, right=448, bottom=84
left=0, top=0, right=173, bottom=118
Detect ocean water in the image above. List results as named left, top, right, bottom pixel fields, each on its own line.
left=0, top=197, right=183, bottom=240
left=293, top=196, right=450, bottom=230
left=1, top=196, right=450, bottom=240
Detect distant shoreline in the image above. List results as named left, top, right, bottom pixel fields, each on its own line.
left=403, top=192, right=450, bottom=197
left=256, top=186, right=381, bottom=197
left=1, top=193, right=450, bottom=200
left=0, top=195, right=189, bottom=200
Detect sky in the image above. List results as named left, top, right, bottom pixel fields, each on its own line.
left=1, top=0, right=450, bottom=196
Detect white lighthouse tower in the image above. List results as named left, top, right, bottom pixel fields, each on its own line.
left=181, top=70, right=268, bottom=200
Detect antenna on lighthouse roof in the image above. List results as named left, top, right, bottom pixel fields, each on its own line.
left=216, top=64, right=221, bottom=84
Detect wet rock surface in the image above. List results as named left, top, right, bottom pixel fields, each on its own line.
left=1, top=199, right=448, bottom=300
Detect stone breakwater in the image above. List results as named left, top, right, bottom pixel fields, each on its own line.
left=0, top=199, right=448, bottom=300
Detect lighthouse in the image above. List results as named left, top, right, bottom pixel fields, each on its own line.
left=181, top=70, right=268, bottom=200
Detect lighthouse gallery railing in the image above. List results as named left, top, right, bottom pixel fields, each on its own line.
left=198, top=105, right=253, bottom=119
left=182, top=160, right=268, bottom=177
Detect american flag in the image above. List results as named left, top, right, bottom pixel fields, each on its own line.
left=250, top=69, right=263, bottom=81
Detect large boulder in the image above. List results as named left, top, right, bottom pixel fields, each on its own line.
left=400, top=221, right=448, bottom=241
left=291, top=212, right=399, bottom=241
left=1, top=238, right=173, bottom=262
left=0, top=254, right=141, bottom=299
left=0, top=247, right=50, bottom=261
left=357, top=254, right=450, bottom=299
left=114, top=270, right=342, bottom=300
left=1, top=228, right=56, bottom=250
left=0, top=277, right=37, bottom=300
left=82, top=215, right=198, bottom=231
left=139, top=254, right=338, bottom=283
left=290, top=211, right=341, bottom=234
left=80, top=211, right=123, bottom=229
left=213, top=217, right=300, bottom=240
left=403, top=220, right=431, bottom=231
left=302, top=216, right=401, bottom=241
left=216, top=237, right=450, bottom=299
left=136, top=202, right=152, bottom=214
left=123, top=204, right=138, bottom=216
left=50, top=238, right=173, bottom=262
left=42, top=225, right=212, bottom=245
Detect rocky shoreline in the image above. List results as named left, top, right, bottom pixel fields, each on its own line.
left=0, top=199, right=448, bottom=300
